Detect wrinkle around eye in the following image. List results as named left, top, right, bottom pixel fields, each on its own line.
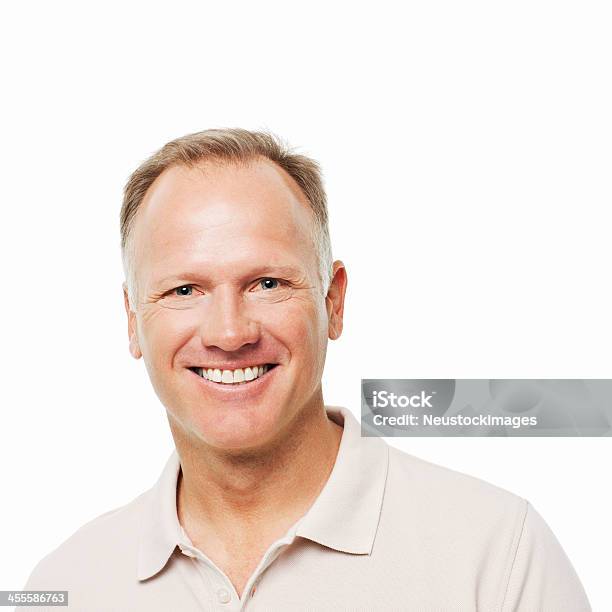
left=140, top=300, right=167, bottom=322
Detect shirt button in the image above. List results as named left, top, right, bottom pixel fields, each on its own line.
left=217, top=588, right=231, bottom=604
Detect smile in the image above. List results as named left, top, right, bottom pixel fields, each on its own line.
left=188, top=364, right=278, bottom=385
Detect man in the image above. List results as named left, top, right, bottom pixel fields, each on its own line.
left=23, top=129, right=591, bottom=611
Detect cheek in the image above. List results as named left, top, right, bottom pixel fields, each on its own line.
left=276, top=299, right=329, bottom=355
left=138, top=311, right=193, bottom=368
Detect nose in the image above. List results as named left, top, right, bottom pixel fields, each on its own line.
left=199, top=285, right=260, bottom=352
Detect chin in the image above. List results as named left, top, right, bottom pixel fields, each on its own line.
left=198, top=427, right=278, bottom=453
left=181, top=406, right=284, bottom=453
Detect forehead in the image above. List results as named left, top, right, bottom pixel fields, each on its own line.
left=131, top=158, right=318, bottom=288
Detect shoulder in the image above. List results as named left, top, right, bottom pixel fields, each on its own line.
left=386, top=443, right=526, bottom=516
left=381, top=444, right=528, bottom=567
left=23, top=489, right=151, bottom=590
left=502, top=499, right=591, bottom=610
left=380, top=445, right=591, bottom=610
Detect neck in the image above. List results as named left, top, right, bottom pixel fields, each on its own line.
left=171, top=397, right=343, bottom=545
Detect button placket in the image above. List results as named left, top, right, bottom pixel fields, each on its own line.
left=182, top=545, right=239, bottom=608
left=198, top=563, right=239, bottom=607
left=216, top=587, right=231, bottom=604
left=241, top=543, right=287, bottom=606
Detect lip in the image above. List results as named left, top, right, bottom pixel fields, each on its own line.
left=186, top=364, right=279, bottom=402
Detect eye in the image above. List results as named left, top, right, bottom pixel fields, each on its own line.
left=259, top=278, right=280, bottom=290
left=174, top=285, right=194, bottom=296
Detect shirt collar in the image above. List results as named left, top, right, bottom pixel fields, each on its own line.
left=137, top=405, right=389, bottom=581
left=137, top=445, right=184, bottom=581
left=293, top=406, right=389, bottom=555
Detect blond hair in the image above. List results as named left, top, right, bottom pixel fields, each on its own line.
left=120, top=128, right=333, bottom=309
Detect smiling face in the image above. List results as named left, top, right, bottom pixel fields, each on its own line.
left=123, top=158, right=346, bottom=452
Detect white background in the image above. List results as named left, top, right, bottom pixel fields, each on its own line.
left=1, top=1, right=610, bottom=609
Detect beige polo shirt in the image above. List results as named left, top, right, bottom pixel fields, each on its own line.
left=23, top=405, right=591, bottom=611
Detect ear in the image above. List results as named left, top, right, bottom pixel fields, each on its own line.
left=325, top=260, right=348, bottom=341
left=123, top=283, right=142, bottom=359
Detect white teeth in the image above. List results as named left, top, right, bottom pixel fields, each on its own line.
left=193, top=364, right=274, bottom=384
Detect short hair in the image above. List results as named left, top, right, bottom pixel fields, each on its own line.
left=120, top=128, right=333, bottom=310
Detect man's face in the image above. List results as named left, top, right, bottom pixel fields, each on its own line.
left=124, top=159, right=346, bottom=452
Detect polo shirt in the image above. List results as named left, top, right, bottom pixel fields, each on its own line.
left=23, top=405, right=591, bottom=611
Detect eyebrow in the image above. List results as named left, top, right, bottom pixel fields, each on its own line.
left=152, top=265, right=306, bottom=288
